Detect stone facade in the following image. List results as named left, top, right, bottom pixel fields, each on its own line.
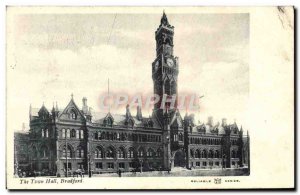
left=14, top=12, right=250, bottom=177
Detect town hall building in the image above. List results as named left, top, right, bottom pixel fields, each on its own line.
left=14, top=12, right=250, bottom=177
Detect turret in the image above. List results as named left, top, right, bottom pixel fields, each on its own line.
left=136, top=106, right=142, bottom=121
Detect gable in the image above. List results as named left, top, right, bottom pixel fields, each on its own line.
left=58, top=99, right=86, bottom=122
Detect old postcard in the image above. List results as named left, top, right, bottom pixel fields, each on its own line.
left=6, top=6, right=294, bottom=190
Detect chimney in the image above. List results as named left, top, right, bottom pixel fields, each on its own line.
left=207, top=116, right=213, bottom=126
left=82, top=97, right=88, bottom=113
left=136, top=106, right=142, bottom=120
left=222, top=118, right=227, bottom=127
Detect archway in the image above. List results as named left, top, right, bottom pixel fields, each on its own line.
left=173, top=149, right=186, bottom=167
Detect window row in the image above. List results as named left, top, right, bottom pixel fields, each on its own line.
left=31, top=146, right=49, bottom=158
left=60, top=145, right=85, bottom=158
left=94, top=131, right=161, bottom=143
left=172, top=133, right=183, bottom=142
left=190, top=149, right=239, bottom=159
left=94, top=146, right=162, bottom=159
left=61, top=129, right=84, bottom=139
left=189, top=137, right=221, bottom=145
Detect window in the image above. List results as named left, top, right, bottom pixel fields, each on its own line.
left=202, top=162, right=207, bottom=166
left=45, top=129, right=49, bottom=138
left=179, top=133, right=183, bottom=141
left=128, top=148, right=134, bottom=158
left=95, top=162, right=102, bottom=169
left=138, top=148, right=144, bottom=157
left=196, top=162, right=200, bottom=167
left=76, top=130, right=79, bottom=139
left=41, top=129, right=44, bottom=137
left=64, top=163, right=72, bottom=171
left=77, top=147, right=84, bottom=158
left=94, top=132, right=98, bottom=139
left=62, top=145, right=72, bottom=158
left=78, top=163, right=84, bottom=169
left=80, top=130, right=84, bottom=139
left=118, top=148, right=125, bottom=159
left=215, top=162, right=220, bottom=166
left=106, top=147, right=114, bottom=158
left=190, top=149, right=194, bottom=158
left=232, top=161, right=236, bottom=166
left=157, top=149, right=162, bottom=157
left=95, top=147, right=103, bottom=158
left=195, top=150, right=200, bottom=158
left=66, top=129, right=70, bottom=138
left=129, top=162, right=135, bottom=168
left=119, top=163, right=125, bottom=169
left=209, top=161, right=213, bottom=166
left=71, top=129, right=76, bottom=138
left=147, top=148, right=154, bottom=157
left=40, top=146, right=48, bottom=158
left=107, top=163, right=114, bottom=169
left=71, top=110, right=76, bottom=119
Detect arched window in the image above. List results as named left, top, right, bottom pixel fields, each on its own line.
left=208, top=150, right=214, bottom=158
left=40, top=146, right=49, bottom=158
left=62, top=129, right=65, bottom=138
left=70, top=110, right=77, bottom=119
left=138, top=147, right=145, bottom=157
left=147, top=148, right=154, bottom=157
left=106, top=147, right=115, bottom=159
left=32, top=146, right=37, bottom=158
left=215, top=150, right=220, bottom=158
left=128, top=147, right=134, bottom=158
left=66, top=129, right=70, bottom=138
left=41, top=129, right=44, bottom=137
left=190, top=149, right=194, bottom=158
left=76, top=130, right=79, bottom=139
left=45, top=129, right=49, bottom=138
left=95, top=147, right=103, bottom=158
left=179, top=133, right=183, bottom=141
left=62, top=145, right=72, bottom=158
left=118, top=148, right=125, bottom=159
left=157, top=148, right=162, bottom=157
left=202, top=150, right=207, bottom=158
left=195, top=149, right=201, bottom=158
left=80, top=130, right=84, bottom=139
left=77, top=146, right=84, bottom=158
left=71, top=129, right=76, bottom=138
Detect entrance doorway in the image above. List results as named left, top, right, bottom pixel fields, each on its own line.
left=174, top=150, right=186, bottom=167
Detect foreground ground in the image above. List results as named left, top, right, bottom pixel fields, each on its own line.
left=90, top=167, right=250, bottom=177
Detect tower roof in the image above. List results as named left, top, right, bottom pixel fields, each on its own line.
left=161, top=11, right=170, bottom=26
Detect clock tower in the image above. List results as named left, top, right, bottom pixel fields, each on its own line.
left=152, top=11, right=179, bottom=117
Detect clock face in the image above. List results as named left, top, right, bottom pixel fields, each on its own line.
left=166, top=58, right=174, bottom=67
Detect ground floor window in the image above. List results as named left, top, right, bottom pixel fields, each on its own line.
left=95, top=162, right=102, bottom=169
left=215, top=161, right=220, bottom=166
left=196, top=162, right=200, bottom=167
left=77, top=163, right=84, bottom=169
left=107, top=162, right=114, bottom=169
left=129, top=162, right=135, bottom=168
left=64, top=163, right=72, bottom=171
left=232, top=161, right=236, bottom=166
left=209, top=161, right=213, bottom=166
left=202, top=162, right=207, bottom=167
left=119, top=163, right=125, bottom=169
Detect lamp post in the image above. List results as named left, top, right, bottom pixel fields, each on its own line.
left=139, top=159, right=143, bottom=173
left=65, top=130, right=68, bottom=178
left=88, top=153, right=92, bottom=178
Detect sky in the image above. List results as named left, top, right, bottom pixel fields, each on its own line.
left=7, top=12, right=249, bottom=131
